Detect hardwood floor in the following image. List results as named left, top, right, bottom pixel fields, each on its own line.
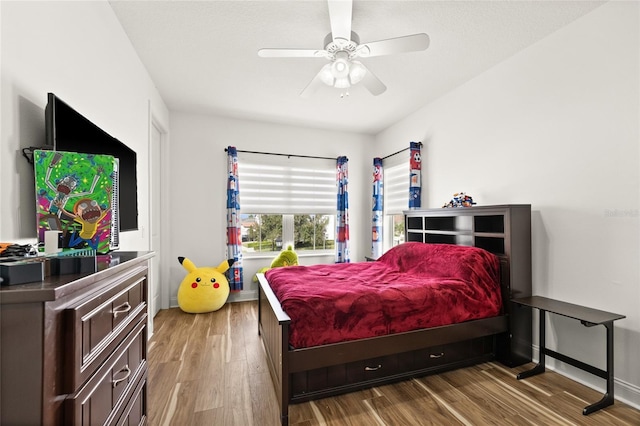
left=148, top=302, right=639, bottom=425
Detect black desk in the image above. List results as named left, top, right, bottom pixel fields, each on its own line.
left=512, top=296, right=625, bottom=415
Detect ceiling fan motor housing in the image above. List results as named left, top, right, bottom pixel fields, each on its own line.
left=324, top=32, right=360, bottom=60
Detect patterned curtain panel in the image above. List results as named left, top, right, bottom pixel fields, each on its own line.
left=409, top=142, right=422, bottom=209
left=336, top=156, right=350, bottom=263
left=226, top=146, right=243, bottom=291
left=372, top=157, right=384, bottom=258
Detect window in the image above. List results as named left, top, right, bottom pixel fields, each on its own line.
left=241, top=214, right=282, bottom=253
left=391, top=214, right=405, bottom=246
left=293, top=214, right=334, bottom=251
left=383, top=158, right=409, bottom=250
left=241, top=214, right=334, bottom=253
left=237, top=153, right=336, bottom=255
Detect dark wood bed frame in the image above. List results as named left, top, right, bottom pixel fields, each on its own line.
left=257, top=205, right=532, bottom=425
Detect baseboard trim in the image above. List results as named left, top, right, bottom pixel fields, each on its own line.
left=227, top=289, right=258, bottom=303
left=168, top=289, right=258, bottom=309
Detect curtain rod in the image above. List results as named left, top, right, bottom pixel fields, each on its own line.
left=225, top=148, right=336, bottom=161
left=381, top=141, right=422, bottom=160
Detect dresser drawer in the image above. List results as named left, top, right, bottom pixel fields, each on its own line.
left=65, top=265, right=148, bottom=392
left=114, top=374, right=147, bottom=426
left=66, top=315, right=147, bottom=426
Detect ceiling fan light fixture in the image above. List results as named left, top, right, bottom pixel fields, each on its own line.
left=334, top=77, right=351, bottom=89
left=331, top=51, right=350, bottom=79
left=348, top=61, right=366, bottom=84
left=318, top=63, right=335, bottom=86
left=334, top=60, right=347, bottom=73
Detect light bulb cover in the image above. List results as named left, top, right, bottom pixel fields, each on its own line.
left=318, top=63, right=335, bottom=86
left=331, top=59, right=349, bottom=79
left=334, top=77, right=350, bottom=89
left=349, top=61, right=367, bottom=84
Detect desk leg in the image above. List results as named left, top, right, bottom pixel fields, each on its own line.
left=583, top=321, right=615, bottom=415
left=517, top=309, right=546, bottom=380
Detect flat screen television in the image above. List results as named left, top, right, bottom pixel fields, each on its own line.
left=45, top=92, right=138, bottom=232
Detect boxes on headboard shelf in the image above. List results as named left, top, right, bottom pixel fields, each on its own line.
left=0, top=258, right=45, bottom=286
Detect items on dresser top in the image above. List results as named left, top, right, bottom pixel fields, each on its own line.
left=0, top=252, right=98, bottom=286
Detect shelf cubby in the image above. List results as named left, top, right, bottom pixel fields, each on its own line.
left=424, top=215, right=473, bottom=232
left=406, top=216, right=424, bottom=231
left=424, top=216, right=455, bottom=231
left=406, top=232, right=425, bottom=243
left=474, top=236, right=505, bottom=255
left=474, top=215, right=505, bottom=233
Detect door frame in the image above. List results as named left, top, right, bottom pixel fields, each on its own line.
left=148, top=103, right=170, bottom=314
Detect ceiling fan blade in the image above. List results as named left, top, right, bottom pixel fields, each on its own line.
left=357, top=33, right=430, bottom=58
left=258, top=48, right=329, bottom=58
left=328, top=0, right=352, bottom=42
left=360, top=64, right=386, bottom=96
left=300, top=66, right=330, bottom=98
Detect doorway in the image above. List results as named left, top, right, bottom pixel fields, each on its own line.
left=149, top=118, right=166, bottom=327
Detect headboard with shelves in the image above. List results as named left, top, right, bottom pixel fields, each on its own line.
left=405, top=204, right=529, bottom=258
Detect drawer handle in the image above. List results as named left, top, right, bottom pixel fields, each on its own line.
left=113, top=302, right=132, bottom=318
left=112, top=364, right=131, bottom=388
left=364, top=364, right=382, bottom=371
left=429, top=352, right=445, bottom=359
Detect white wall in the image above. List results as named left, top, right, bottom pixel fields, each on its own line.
left=0, top=0, right=169, bottom=249
left=168, top=112, right=372, bottom=304
left=374, top=1, right=639, bottom=407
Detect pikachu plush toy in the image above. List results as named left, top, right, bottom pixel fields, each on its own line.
left=177, top=257, right=234, bottom=313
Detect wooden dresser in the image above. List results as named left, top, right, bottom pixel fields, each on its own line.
left=0, top=251, right=153, bottom=425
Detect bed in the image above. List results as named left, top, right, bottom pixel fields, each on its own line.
left=257, top=207, right=531, bottom=425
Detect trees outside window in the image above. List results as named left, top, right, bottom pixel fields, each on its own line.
left=242, top=214, right=334, bottom=253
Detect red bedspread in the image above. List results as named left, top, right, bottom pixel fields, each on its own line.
left=265, top=242, right=502, bottom=349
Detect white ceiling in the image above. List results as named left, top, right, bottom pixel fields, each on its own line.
left=109, top=0, right=605, bottom=135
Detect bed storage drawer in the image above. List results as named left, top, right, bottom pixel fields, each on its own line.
left=290, top=336, right=494, bottom=400
left=292, top=352, right=402, bottom=397
left=64, top=265, right=148, bottom=392
left=343, top=354, right=403, bottom=385
left=346, top=354, right=402, bottom=382
left=412, top=337, right=493, bottom=370
left=65, top=315, right=147, bottom=426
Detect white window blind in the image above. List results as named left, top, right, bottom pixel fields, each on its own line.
left=384, top=156, right=409, bottom=215
left=238, top=152, right=336, bottom=214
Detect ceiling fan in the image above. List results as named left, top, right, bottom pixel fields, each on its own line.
left=258, top=0, right=430, bottom=97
